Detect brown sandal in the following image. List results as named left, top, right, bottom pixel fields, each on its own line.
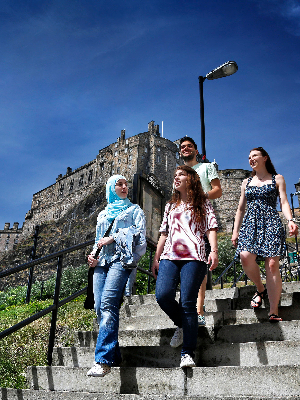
left=251, top=288, right=267, bottom=309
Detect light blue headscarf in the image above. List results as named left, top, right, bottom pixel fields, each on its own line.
left=105, top=175, right=132, bottom=221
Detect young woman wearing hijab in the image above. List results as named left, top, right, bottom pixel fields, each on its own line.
left=151, top=166, right=218, bottom=368
left=87, top=175, right=146, bottom=377
left=231, top=147, right=298, bottom=322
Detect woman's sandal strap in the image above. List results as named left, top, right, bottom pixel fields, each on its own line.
left=269, top=314, right=282, bottom=322
left=251, top=288, right=266, bottom=308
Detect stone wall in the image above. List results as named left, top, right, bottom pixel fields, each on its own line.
left=213, top=169, right=252, bottom=232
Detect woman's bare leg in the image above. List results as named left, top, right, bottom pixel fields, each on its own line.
left=265, top=256, right=281, bottom=316
left=239, top=251, right=265, bottom=306
left=240, top=251, right=265, bottom=290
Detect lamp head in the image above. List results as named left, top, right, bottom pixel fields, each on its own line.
left=206, top=61, right=238, bottom=80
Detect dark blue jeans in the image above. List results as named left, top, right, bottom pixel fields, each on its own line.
left=155, top=259, right=207, bottom=357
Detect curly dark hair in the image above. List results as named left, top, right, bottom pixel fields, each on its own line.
left=169, top=165, right=207, bottom=224
left=250, top=147, right=277, bottom=176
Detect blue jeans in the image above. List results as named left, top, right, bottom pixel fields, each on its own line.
left=155, top=259, right=207, bottom=357
left=93, top=259, right=131, bottom=366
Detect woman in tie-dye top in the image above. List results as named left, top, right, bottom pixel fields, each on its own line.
left=152, top=165, right=218, bottom=369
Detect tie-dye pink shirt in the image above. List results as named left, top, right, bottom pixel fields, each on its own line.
left=159, top=201, right=218, bottom=262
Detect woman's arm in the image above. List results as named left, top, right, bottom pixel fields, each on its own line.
left=276, top=174, right=299, bottom=237
left=151, top=233, right=167, bottom=279
left=208, top=178, right=222, bottom=199
left=231, top=179, right=248, bottom=247
left=206, top=228, right=218, bottom=271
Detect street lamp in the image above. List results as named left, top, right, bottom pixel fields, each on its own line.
left=199, top=61, right=238, bottom=158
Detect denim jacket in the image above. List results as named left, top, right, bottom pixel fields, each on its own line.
left=92, top=204, right=147, bottom=266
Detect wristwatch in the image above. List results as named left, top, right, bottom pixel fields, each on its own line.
left=288, top=218, right=296, bottom=223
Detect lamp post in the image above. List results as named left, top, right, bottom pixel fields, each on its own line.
left=199, top=61, right=238, bottom=158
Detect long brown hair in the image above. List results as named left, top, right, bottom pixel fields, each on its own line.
left=170, top=165, right=207, bottom=223
left=250, top=147, right=277, bottom=176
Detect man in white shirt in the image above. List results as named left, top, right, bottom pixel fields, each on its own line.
left=179, top=136, right=222, bottom=325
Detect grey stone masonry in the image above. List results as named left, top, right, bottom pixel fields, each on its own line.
left=0, top=222, right=22, bottom=253
left=10, top=281, right=299, bottom=399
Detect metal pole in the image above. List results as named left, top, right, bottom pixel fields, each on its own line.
left=25, top=225, right=39, bottom=304
left=198, top=76, right=206, bottom=158
left=47, top=255, right=63, bottom=366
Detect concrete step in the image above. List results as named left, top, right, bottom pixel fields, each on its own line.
left=120, top=290, right=300, bottom=321
left=52, top=338, right=300, bottom=369
left=26, top=365, right=300, bottom=397
left=121, top=306, right=300, bottom=333
left=199, top=339, right=300, bottom=367
left=75, top=326, right=213, bottom=348
left=120, top=298, right=234, bottom=318
left=3, top=388, right=300, bottom=400
left=235, top=291, right=300, bottom=310
left=217, top=320, right=300, bottom=343
left=122, top=287, right=239, bottom=307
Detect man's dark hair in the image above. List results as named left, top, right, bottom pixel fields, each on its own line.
left=179, top=136, right=197, bottom=150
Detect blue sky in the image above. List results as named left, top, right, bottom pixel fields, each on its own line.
left=1, top=0, right=300, bottom=229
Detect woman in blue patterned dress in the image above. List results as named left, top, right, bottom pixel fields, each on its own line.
left=231, top=147, right=298, bottom=322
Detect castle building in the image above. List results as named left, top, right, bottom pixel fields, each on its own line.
left=1, top=121, right=299, bottom=254
left=8, top=121, right=178, bottom=246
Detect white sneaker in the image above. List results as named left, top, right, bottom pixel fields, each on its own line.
left=180, top=354, right=196, bottom=368
left=87, top=362, right=111, bottom=377
left=170, top=327, right=183, bottom=348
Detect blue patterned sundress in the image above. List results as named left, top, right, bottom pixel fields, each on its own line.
left=235, top=175, right=286, bottom=258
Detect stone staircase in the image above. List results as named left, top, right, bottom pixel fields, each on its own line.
left=2, top=282, right=300, bottom=399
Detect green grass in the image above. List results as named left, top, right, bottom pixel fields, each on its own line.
left=0, top=295, right=94, bottom=389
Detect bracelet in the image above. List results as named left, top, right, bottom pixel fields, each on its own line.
left=288, top=218, right=296, bottom=223
left=211, top=249, right=218, bottom=253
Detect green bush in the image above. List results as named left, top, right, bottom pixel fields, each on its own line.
left=135, top=249, right=156, bottom=294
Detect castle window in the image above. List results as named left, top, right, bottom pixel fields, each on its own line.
left=88, top=170, right=93, bottom=181
left=124, top=148, right=128, bottom=153
left=101, top=163, right=105, bottom=171
left=115, top=150, right=118, bottom=156
left=69, top=180, right=74, bottom=191
left=144, top=147, right=148, bottom=153
left=157, top=155, right=161, bottom=163
left=79, top=175, right=84, bottom=186
left=118, top=159, right=121, bottom=164
left=129, top=155, right=132, bottom=161
left=117, top=167, right=120, bottom=173
left=59, top=184, right=64, bottom=194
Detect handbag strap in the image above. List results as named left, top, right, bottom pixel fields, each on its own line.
left=93, top=219, right=115, bottom=259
